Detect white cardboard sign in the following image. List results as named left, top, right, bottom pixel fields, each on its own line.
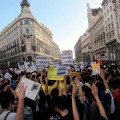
left=61, top=50, right=73, bottom=65
left=36, top=56, right=49, bottom=66
left=18, top=62, right=26, bottom=71
left=56, top=66, right=66, bottom=76
left=20, top=77, right=41, bottom=101
left=4, top=73, right=12, bottom=80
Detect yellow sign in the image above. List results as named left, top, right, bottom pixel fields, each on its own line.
left=71, top=72, right=80, bottom=77
left=47, top=67, right=64, bottom=80
left=92, top=64, right=100, bottom=70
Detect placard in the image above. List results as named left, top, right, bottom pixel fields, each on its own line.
left=71, top=72, right=80, bottom=77
left=20, top=77, right=41, bottom=101
left=61, top=50, right=73, bottom=65
left=4, top=73, right=12, bottom=80
left=36, top=65, right=44, bottom=71
left=18, top=62, right=26, bottom=71
left=36, top=56, right=49, bottom=66
left=27, top=62, right=36, bottom=73
left=91, top=61, right=96, bottom=66
left=47, top=67, right=64, bottom=80
left=56, top=66, right=66, bottom=76
left=92, top=64, right=100, bottom=75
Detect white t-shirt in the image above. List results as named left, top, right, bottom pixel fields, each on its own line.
left=0, top=111, right=16, bottom=120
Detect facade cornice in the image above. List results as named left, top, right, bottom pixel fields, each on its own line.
left=88, top=15, right=103, bottom=32
left=101, top=0, right=106, bottom=5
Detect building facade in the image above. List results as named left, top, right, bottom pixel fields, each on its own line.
left=102, top=0, right=117, bottom=60
left=112, top=0, right=120, bottom=60
left=81, top=31, right=91, bottom=63
left=88, top=6, right=107, bottom=60
left=74, top=37, right=82, bottom=62
left=0, top=0, right=60, bottom=69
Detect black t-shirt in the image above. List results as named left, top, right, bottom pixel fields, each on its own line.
left=60, top=113, right=73, bottom=120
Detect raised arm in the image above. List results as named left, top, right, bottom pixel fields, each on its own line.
left=92, top=84, right=108, bottom=120
left=75, top=77, right=84, bottom=103
left=72, top=84, right=80, bottom=120
left=100, top=70, right=109, bottom=90
left=15, top=82, right=26, bottom=120
left=45, top=77, right=48, bottom=95
left=63, top=75, right=67, bottom=96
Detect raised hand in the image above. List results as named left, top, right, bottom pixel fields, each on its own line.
left=16, top=82, right=26, bottom=100
left=92, top=84, right=98, bottom=97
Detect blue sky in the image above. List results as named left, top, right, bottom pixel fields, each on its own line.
left=0, top=0, right=102, bottom=52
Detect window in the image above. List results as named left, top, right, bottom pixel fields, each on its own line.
left=107, top=10, right=109, bottom=14
left=24, top=20, right=29, bottom=25
left=108, top=18, right=110, bottom=23
left=26, top=29, right=29, bottom=33
left=111, top=15, right=113, bottom=21
left=110, top=6, right=112, bottom=11
left=20, top=21, right=23, bottom=25
left=105, top=12, right=106, bottom=17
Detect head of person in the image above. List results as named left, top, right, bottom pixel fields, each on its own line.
left=54, top=96, right=68, bottom=115
left=82, top=85, right=92, bottom=103
left=51, top=88, right=59, bottom=99
left=0, top=97, right=12, bottom=111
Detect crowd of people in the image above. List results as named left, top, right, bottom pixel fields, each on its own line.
left=0, top=60, right=120, bottom=120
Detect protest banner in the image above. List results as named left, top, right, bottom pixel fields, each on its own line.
left=71, top=72, right=80, bottom=77
left=20, top=77, right=41, bottom=101
left=18, top=62, right=26, bottom=71
left=36, top=56, right=49, bottom=66
left=36, top=65, right=44, bottom=71
left=61, top=50, right=73, bottom=65
left=56, top=66, right=66, bottom=76
left=47, top=67, right=64, bottom=80
left=27, top=62, right=36, bottom=73
left=92, top=64, right=100, bottom=75
left=4, top=73, right=12, bottom=80
left=91, top=61, right=96, bottom=66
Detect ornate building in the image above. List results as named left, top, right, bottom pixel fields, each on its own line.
left=74, top=37, right=82, bottom=62
left=81, top=31, right=91, bottom=63
left=102, top=0, right=117, bottom=60
left=112, top=0, right=120, bottom=60
left=0, top=0, right=60, bottom=69
left=88, top=4, right=107, bottom=60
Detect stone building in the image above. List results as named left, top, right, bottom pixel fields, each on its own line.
left=112, top=0, right=120, bottom=60
left=88, top=4, right=107, bottom=60
left=102, top=0, right=117, bottom=60
left=0, top=0, right=60, bottom=69
left=81, top=31, right=91, bottom=63
left=74, top=37, right=82, bottom=62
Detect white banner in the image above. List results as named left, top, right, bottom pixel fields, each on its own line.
left=61, top=50, right=73, bottom=65
left=36, top=56, right=49, bottom=66
left=91, top=61, right=96, bottom=66
left=4, top=73, right=12, bottom=80
left=18, top=62, right=26, bottom=72
left=36, top=65, right=44, bottom=71
left=56, top=66, right=66, bottom=76
left=20, top=77, right=41, bottom=101
left=27, top=62, right=36, bottom=73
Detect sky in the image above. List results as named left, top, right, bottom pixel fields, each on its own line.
left=0, top=0, right=102, bottom=53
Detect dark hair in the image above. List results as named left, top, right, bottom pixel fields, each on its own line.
left=51, top=88, right=59, bottom=99
left=1, top=98, right=12, bottom=109
left=82, top=85, right=92, bottom=101
left=54, top=96, right=67, bottom=111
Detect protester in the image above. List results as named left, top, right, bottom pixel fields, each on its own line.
left=0, top=60, right=120, bottom=120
